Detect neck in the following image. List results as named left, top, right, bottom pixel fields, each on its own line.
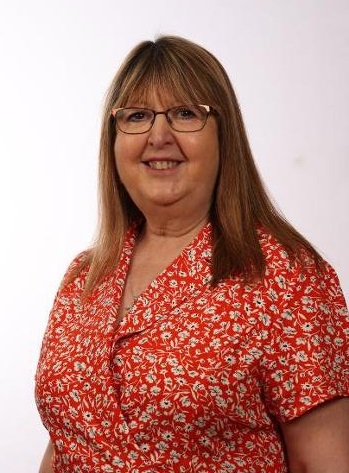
left=141, top=213, right=209, bottom=240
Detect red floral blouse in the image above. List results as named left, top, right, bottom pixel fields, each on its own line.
left=35, top=224, right=349, bottom=472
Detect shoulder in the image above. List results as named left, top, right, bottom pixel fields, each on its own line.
left=57, top=250, right=91, bottom=294
left=256, top=227, right=347, bottom=313
left=258, top=226, right=325, bottom=276
left=252, top=231, right=349, bottom=422
left=257, top=227, right=313, bottom=269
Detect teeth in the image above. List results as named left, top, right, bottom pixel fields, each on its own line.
left=148, top=161, right=179, bottom=170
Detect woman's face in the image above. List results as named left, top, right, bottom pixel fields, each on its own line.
left=114, top=91, right=220, bottom=220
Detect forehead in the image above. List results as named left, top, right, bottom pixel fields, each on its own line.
left=124, top=85, right=196, bottom=108
left=114, top=45, right=218, bottom=110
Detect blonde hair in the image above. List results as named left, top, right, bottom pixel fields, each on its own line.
left=80, top=35, right=321, bottom=292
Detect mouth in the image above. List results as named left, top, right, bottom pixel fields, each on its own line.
left=144, top=160, right=182, bottom=170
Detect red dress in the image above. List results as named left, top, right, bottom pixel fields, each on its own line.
left=35, top=224, right=349, bottom=472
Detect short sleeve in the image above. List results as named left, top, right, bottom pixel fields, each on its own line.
left=260, top=258, right=349, bottom=422
left=36, top=251, right=88, bottom=369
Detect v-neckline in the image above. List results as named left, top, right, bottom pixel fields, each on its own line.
left=113, top=222, right=213, bottom=337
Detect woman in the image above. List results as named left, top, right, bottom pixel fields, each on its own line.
left=36, top=36, right=349, bottom=472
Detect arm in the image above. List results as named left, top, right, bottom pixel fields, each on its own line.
left=39, top=440, right=54, bottom=473
left=281, top=398, right=349, bottom=473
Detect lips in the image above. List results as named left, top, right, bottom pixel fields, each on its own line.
left=147, top=160, right=180, bottom=170
left=142, top=158, right=183, bottom=170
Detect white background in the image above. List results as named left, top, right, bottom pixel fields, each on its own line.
left=0, top=1, right=348, bottom=471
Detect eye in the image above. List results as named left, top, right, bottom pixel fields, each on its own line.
left=171, top=105, right=205, bottom=121
left=124, top=109, right=153, bottom=123
left=173, top=106, right=197, bottom=120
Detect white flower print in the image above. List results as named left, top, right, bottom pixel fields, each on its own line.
left=35, top=224, right=349, bottom=473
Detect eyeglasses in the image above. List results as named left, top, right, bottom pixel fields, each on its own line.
left=111, top=104, right=213, bottom=134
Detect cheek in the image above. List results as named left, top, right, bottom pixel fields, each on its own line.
left=114, top=137, right=125, bottom=163
left=114, top=139, right=133, bottom=178
left=184, top=129, right=219, bottom=159
left=200, top=133, right=220, bottom=177
left=202, top=138, right=220, bottom=188
left=114, top=136, right=146, bottom=169
left=113, top=139, right=129, bottom=182
left=207, top=157, right=219, bottom=190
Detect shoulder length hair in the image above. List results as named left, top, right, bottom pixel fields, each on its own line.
left=81, top=35, right=322, bottom=292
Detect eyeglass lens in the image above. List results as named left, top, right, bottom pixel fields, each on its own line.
left=115, top=105, right=210, bottom=134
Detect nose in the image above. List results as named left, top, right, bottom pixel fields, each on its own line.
left=147, top=112, right=174, bottom=147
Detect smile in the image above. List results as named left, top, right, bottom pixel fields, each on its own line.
left=147, top=161, right=181, bottom=170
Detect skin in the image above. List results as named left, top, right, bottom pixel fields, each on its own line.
left=114, top=92, right=220, bottom=310
left=114, top=93, right=220, bottom=238
left=39, top=92, right=349, bottom=472
left=38, top=440, right=53, bottom=473
left=281, top=397, right=349, bottom=472
left=40, top=398, right=349, bottom=472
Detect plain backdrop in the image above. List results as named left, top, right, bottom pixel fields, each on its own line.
left=0, top=1, right=348, bottom=471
